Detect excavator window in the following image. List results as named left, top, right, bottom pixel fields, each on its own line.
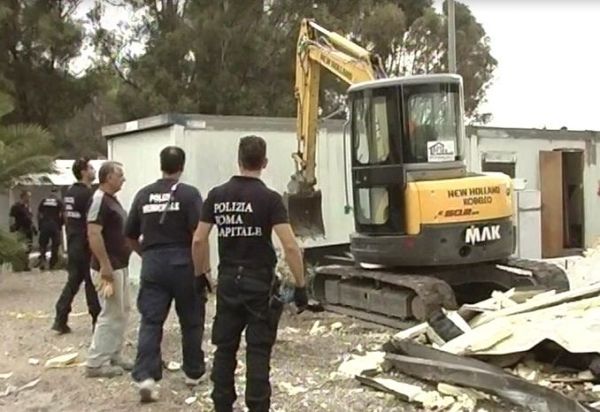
left=404, top=83, right=462, bottom=163
left=356, top=187, right=389, bottom=225
left=353, top=92, right=391, bottom=165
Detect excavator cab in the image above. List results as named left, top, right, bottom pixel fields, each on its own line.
left=348, top=75, right=465, bottom=240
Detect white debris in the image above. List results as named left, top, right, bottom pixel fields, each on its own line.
left=437, top=383, right=489, bottom=401
left=278, top=381, right=308, bottom=396
left=0, top=377, right=41, bottom=398
left=0, top=372, right=12, bottom=380
left=414, top=390, right=455, bottom=409
left=44, top=353, right=79, bottom=368
left=330, top=322, right=343, bottom=331
left=166, top=361, right=181, bottom=371
left=367, top=377, right=425, bottom=401
left=185, top=396, right=197, bottom=405
left=309, top=320, right=326, bottom=336
left=514, top=364, right=540, bottom=382
left=28, top=358, right=40, bottom=366
left=338, top=352, right=385, bottom=378
left=564, top=244, right=600, bottom=288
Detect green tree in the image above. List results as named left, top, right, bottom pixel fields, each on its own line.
left=0, top=91, right=55, bottom=268
left=90, top=0, right=495, bottom=121
left=0, top=1, right=107, bottom=156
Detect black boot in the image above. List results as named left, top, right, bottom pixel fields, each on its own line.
left=51, top=320, right=72, bottom=335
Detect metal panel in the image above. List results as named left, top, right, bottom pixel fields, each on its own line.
left=515, top=190, right=542, bottom=259
left=540, top=151, right=564, bottom=258
left=108, top=125, right=178, bottom=281
left=106, top=115, right=355, bottom=279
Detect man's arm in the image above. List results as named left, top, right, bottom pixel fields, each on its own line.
left=37, top=201, right=44, bottom=227
left=8, top=205, right=16, bottom=231
left=192, top=222, right=212, bottom=276
left=273, top=223, right=305, bottom=287
left=88, top=223, right=113, bottom=280
left=125, top=192, right=143, bottom=256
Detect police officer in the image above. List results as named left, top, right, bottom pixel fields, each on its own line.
left=9, top=190, right=35, bottom=270
left=52, top=158, right=101, bottom=334
left=192, top=135, right=308, bottom=412
left=126, top=146, right=208, bottom=403
left=37, top=187, right=64, bottom=270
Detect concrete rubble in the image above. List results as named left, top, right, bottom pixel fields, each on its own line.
left=344, top=246, right=600, bottom=411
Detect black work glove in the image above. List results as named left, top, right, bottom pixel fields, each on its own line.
left=294, top=286, right=308, bottom=312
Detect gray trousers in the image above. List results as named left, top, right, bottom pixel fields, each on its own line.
left=86, top=268, right=131, bottom=368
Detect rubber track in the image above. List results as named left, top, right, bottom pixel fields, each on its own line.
left=501, top=257, right=570, bottom=292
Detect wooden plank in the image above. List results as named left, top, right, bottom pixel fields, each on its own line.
left=540, top=151, right=564, bottom=258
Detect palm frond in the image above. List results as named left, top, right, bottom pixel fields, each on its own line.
left=0, top=229, right=27, bottom=268
left=0, top=155, right=56, bottom=187
left=0, top=123, right=54, bottom=148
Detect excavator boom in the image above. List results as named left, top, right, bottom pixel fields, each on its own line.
left=286, top=18, right=386, bottom=237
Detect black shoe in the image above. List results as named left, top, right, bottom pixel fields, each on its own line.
left=51, top=321, right=72, bottom=335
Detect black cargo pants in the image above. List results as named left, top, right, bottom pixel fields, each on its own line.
left=39, top=223, right=61, bottom=268
left=211, top=266, right=283, bottom=412
left=55, top=250, right=100, bottom=326
left=132, top=247, right=207, bottom=382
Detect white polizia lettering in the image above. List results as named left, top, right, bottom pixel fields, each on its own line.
left=142, top=202, right=181, bottom=214
left=218, top=226, right=263, bottom=237
left=213, top=202, right=253, bottom=213
left=149, top=193, right=171, bottom=203
left=215, top=214, right=244, bottom=225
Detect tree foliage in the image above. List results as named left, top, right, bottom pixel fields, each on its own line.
left=0, top=0, right=116, bottom=156
left=0, top=91, right=55, bottom=267
left=90, top=0, right=495, bottom=121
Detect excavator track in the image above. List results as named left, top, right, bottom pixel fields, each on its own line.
left=311, top=257, right=570, bottom=328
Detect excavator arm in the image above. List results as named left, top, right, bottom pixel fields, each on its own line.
left=286, top=18, right=387, bottom=237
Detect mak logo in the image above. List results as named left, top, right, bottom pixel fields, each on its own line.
left=465, top=224, right=501, bottom=245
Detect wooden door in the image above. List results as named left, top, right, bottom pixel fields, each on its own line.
left=540, top=151, right=563, bottom=257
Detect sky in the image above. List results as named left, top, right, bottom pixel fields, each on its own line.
left=76, top=1, right=600, bottom=131
left=436, top=0, right=600, bottom=131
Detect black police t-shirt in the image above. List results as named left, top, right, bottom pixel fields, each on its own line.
left=9, top=202, right=33, bottom=232
left=125, top=179, right=202, bottom=251
left=200, top=176, right=289, bottom=270
left=87, top=189, right=130, bottom=271
left=38, top=196, right=63, bottom=230
left=64, top=183, right=93, bottom=255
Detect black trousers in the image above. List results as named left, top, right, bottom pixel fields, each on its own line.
left=132, top=247, right=207, bottom=382
left=211, top=267, right=283, bottom=412
left=39, top=227, right=60, bottom=268
left=55, top=252, right=100, bottom=326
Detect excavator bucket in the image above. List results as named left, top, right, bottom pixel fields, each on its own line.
left=283, top=190, right=325, bottom=238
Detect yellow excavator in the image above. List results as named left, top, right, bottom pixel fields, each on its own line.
left=285, top=19, right=569, bottom=327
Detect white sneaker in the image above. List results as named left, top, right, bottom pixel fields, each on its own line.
left=184, top=373, right=207, bottom=387
left=138, top=378, right=159, bottom=403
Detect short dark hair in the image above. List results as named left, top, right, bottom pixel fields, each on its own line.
left=160, top=146, right=186, bottom=174
left=98, top=161, right=122, bottom=184
left=72, top=157, right=90, bottom=180
left=238, top=135, right=266, bottom=171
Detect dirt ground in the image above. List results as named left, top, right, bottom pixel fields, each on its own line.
left=0, top=269, right=434, bottom=412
